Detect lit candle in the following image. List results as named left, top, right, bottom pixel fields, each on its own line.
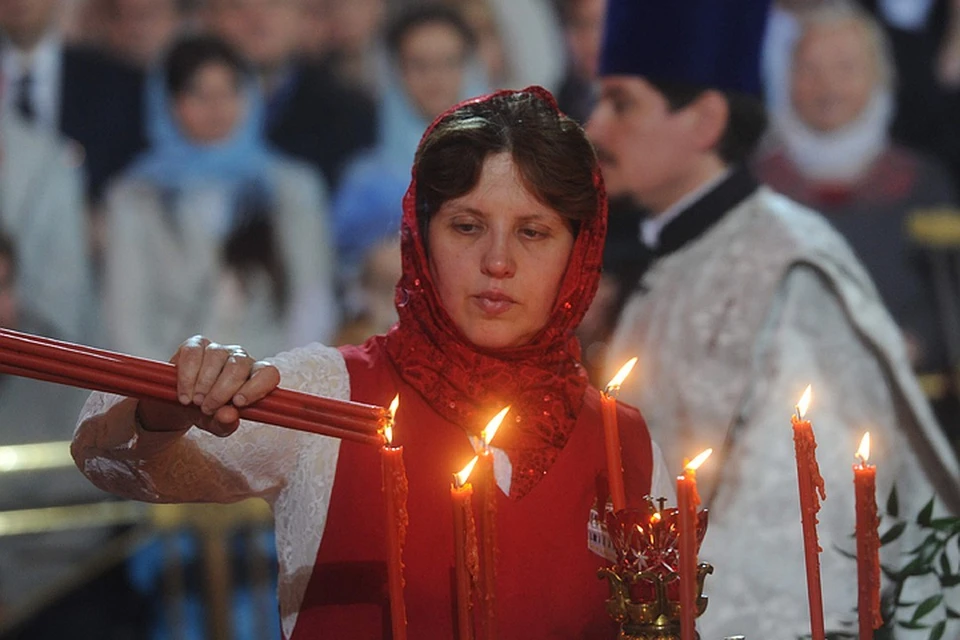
left=678, top=448, right=712, bottom=640
left=477, top=406, right=509, bottom=640
left=380, top=395, right=407, bottom=640
left=602, top=357, right=638, bottom=512
left=854, top=432, right=881, bottom=639
left=791, top=385, right=826, bottom=640
left=452, top=455, right=479, bottom=640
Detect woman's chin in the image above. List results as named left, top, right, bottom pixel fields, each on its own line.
left=461, top=325, right=535, bottom=351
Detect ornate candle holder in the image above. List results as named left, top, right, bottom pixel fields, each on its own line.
left=596, top=497, right=713, bottom=640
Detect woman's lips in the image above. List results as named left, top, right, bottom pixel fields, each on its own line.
left=473, top=291, right=517, bottom=315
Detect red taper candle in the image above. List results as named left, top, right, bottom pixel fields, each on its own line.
left=854, top=432, right=881, bottom=639
left=380, top=396, right=407, bottom=640
left=791, top=385, right=826, bottom=640
left=678, top=449, right=712, bottom=640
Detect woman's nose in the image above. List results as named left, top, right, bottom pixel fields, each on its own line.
left=481, top=236, right=516, bottom=279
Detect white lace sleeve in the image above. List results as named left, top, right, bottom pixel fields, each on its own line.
left=70, top=343, right=350, bottom=506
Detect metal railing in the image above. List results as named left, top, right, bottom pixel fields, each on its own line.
left=0, top=440, right=276, bottom=640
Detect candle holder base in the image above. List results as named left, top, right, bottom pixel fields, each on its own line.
left=598, top=563, right=713, bottom=640
left=616, top=622, right=694, bottom=640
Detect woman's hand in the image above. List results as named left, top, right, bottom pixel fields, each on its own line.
left=137, top=335, right=281, bottom=437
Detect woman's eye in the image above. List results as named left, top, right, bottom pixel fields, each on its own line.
left=453, top=222, right=479, bottom=234
left=520, top=227, right=548, bottom=239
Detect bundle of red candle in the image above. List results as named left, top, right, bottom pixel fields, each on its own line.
left=0, top=328, right=388, bottom=446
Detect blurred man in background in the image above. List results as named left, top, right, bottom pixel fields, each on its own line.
left=100, top=0, right=184, bottom=68
left=204, top=0, right=376, bottom=189
left=0, top=0, right=145, bottom=202
left=590, top=0, right=960, bottom=635
left=0, top=99, right=92, bottom=342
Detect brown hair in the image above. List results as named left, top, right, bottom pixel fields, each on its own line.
left=413, top=90, right=599, bottom=239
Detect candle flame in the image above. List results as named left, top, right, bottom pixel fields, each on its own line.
left=796, top=385, right=812, bottom=419
left=480, top=406, right=510, bottom=448
left=857, top=432, right=871, bottom=463
left=604, top=357, right=638, bottom=394
left=454, top=455, right=479, bottom=488
left=382, top=395, right=400, bottom=445
left=650, top=511, right=662, bottom=524
left=685, top=448, right=713, bottom=472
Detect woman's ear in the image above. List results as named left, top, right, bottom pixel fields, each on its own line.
left=689, top=90, right=729, bottom=154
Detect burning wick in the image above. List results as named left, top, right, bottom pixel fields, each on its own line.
left=455, top=456, right=480, bottom=489
left=604, top=357, right=639, bottom=397
left=382, top=394, right=400, bottom=445
left=480, top=406, right=510, bottom=452
left=795, top=385, right=812, bottom=421
left=856, top=432, right=870, bottom=465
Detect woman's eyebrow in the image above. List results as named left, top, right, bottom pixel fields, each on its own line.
left=442, top=204, right=486, bottom=217
left=517, top=211, right=556, bottom=224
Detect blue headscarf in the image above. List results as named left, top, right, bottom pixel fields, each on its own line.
left=126, top=64, right=277, bottom=191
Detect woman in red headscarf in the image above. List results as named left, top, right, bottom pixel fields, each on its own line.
left=72, top=87, right=667, bottom=639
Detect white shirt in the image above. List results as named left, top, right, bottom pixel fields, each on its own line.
left=1, top=31, right=63, bottom=131
left=640, top=168, right=732, bottom=249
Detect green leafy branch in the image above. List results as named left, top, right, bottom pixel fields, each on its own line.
left=825, top=487, right=960, bottom=640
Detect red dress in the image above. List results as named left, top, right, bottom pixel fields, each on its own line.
left=288, top=337, right=654, bottom=639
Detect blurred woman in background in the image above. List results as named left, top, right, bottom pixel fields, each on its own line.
left=102, top=34, right=337, bottom=361
left=332, top=4, right=479, bottom=328
left=755, top=4, right=956, bottom=373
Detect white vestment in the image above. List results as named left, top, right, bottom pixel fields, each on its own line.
left=609, top=186, right=960, bottom=639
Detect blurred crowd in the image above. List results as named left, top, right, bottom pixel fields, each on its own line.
left=2, top=0, right=960, bottom=636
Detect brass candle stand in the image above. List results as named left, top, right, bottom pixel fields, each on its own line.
left=597, top=497, right=713, bottom=640
left=599, top=562, right=713, bottom=640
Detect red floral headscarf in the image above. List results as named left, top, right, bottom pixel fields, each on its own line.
left=383, top=86, right=608, bottom=499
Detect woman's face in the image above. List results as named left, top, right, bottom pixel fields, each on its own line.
left=173, top=62, right=245, bottom=144
left=427, top=152, right=576, bottom=349
left=790, top=21, right=877, bottom=133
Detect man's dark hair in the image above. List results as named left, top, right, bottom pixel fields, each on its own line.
left=385, top=4, right=476, bottom=58
left=648, top=80, right=768, bottom=166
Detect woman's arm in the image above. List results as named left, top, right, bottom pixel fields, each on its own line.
left=71, top=340, right=350, bottom=506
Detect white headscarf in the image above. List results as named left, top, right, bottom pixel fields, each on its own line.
left=771, top=4, right=897, bottom=182
left=879, top=0, right=936, bottom=31
left=774, top=87, right=894, bottom=182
